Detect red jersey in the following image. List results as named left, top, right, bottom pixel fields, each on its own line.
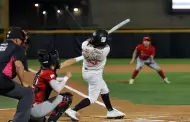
left=32, top=69, right=56, bottom=104
left=136, top=44, right=155, bottom=60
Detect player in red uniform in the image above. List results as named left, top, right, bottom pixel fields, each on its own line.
left=129, top=36, right=170, bottom=84
left=29, top=49, right=73, bottom=122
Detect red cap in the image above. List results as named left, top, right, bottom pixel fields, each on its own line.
left=143, top=36, right=151, bottom=41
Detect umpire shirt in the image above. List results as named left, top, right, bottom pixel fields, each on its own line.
left=0, top=40, right=26, bottom=93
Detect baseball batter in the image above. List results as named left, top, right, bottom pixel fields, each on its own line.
left=129, top=36, right=170, bottom=84
left=62, top=30, right=125, bottom=121
left=29, top=49, right=73, bottom=122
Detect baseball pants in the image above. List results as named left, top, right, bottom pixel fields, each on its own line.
left=82, top=68, right=109, bottom=104
left=1, top=80, right=34, bottom=122
left=136, top=57, right=161, bottom=71
left=31, top=95, right=63, bottom=118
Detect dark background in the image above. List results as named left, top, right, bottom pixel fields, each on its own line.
left=27, top=32, right=190, bottom=59
left=7, top=0, right=190, bottom=59
left=9, top=0, right=190, bottom=29
left=9, top=0, right=91, bottom=30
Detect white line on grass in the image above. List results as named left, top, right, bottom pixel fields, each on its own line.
left=0, top=108, right=15, bottom=110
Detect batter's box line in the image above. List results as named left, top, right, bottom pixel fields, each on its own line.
left=134, top=112, right=170, bottom=115
left=0, top=108, right=15, bottom=110
left=102, top=118, right=166, bottom=122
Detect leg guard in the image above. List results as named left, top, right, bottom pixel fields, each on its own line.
left=47, top=92, right=73, bottom=122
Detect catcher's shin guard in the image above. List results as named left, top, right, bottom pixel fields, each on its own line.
left=47, top=92, right=73, bottom=122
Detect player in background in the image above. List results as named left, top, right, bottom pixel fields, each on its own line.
left=29, top=49, right=73, bottom=122
left=129, top=36, right=170, bottom=84
left=61, top=30, right=125, bottom=121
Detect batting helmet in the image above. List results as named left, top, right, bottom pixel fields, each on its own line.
left=89, top=30, right=110, bottom=48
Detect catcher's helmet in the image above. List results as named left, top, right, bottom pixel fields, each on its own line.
left=6, top=27, right=27, bottom=42
left=38, top=49, right=60, bottom=69
left=89, top=30, right=109, bottom=48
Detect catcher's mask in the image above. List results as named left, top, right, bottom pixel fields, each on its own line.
left=38, top=49, right=61, bottom=69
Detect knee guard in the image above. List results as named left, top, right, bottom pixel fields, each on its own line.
left=47, top=92, right=73, bottom=122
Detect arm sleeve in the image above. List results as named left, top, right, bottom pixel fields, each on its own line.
left=50, top=76, right=69, bottom=93
left=82, top=40, right=89, bottom=50
left=103, top=45, right=110, bottom=57
left=74, top=56, right=84, bottom=62
left=13, top=47, right=25, bottom=62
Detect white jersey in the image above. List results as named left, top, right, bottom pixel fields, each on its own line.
left=82, top=40, right=110, bottom=70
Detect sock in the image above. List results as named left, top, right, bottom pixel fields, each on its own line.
left=73, top=98, right=90, bottom=111
left=101, top=93, right=114, bottom=111
left=158, top=70, right=166, bottom=79
left=132, top=69, right=139, bottom=79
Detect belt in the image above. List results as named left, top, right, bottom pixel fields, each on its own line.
left=84, top=67, right=103, bottom=71
left=85, top=67, right=88, bottom=70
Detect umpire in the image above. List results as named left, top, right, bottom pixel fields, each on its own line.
left=0, top=27, right=34, bottom=122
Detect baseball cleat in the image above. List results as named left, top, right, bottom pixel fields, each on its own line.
left=107, top=109, right=125, bottom=119
left=65, top=108, right=79, bottom=121
left=164, top=78, right=170, bottom=84
left=129, top=79, right=134, bottom=84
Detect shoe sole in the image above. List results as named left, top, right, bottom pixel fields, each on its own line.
left=107, top=115, right=125, bottom=119
left=129, top=82, right=134, bottom=84
left=65, top=113, right=79, bottom=122
left=164, top=81, right=170, bottom=84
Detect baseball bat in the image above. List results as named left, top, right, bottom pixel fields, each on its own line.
left=108, top=19, right=130, bottom=34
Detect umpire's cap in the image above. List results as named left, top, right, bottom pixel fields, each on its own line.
left=6, top=27, right=26, bottom=41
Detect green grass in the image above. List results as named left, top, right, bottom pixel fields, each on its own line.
left=3, top=58, right=188, bottom=109
left=0, top=96, right=17, bottom=108
left=28, top=58, right=190, bottom=66
left=69, top=72, right=190, bottom=105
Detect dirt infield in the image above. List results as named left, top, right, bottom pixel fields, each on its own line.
left=1, top=64, right=190, bottom=122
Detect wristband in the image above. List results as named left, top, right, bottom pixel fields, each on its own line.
left=75, top=56, right=84, bottom=62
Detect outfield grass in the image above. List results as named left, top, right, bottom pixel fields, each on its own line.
left=70, top=72, right=190, bottom=105
left=28, top=58, right=190, bottom=66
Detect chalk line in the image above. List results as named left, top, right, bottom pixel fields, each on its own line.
left=0, top=108, right=15, bottom=110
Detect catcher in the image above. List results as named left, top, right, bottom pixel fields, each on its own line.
left=30, top=49, right=73, bottom=122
